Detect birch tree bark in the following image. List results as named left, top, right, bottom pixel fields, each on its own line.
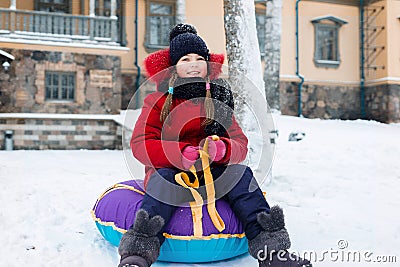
left=264, top=0, right=282, bottom=111
left=223, top=0, right=265, bottom=121
left=224, top=0, right=275, bottom=183
left=176, top=0, right=186, bottom=24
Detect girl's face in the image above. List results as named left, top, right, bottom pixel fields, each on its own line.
left=176, top=53, right=207, bottom=78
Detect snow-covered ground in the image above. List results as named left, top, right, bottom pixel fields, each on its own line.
left=1, top=114, right=399, bottom=266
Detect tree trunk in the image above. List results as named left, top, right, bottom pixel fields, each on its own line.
left=223, top=0, right=264, bottom=122
left=223, top=0, right=276, bottom=184
left=176, top=0, right=186, bottom=24
left=264, top=0, right=282, bottom=111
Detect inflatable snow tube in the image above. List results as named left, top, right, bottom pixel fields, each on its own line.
left=91, top=179, right=248, bottom=263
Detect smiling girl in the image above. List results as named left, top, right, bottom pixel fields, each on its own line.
left=117, top=24, right=311, bottom=267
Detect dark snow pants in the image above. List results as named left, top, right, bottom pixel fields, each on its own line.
left=139, top=164, right=270, bottom=243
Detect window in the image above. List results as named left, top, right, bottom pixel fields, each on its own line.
left=96, top=0, right=112, bottom=16
left=36, top=0, right=70, bottom=13
left=255, top=2, right=266, bottom=56
left=95, top=0, right=127, bottom=45
left=317, top=25, right=338, bottom=61
left=45, top=72, right=75, bottom=101
left=146, top=0, right=176, bottom=49
left=312, top=16, right=347, bottom=68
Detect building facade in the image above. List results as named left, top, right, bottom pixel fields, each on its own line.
left=0, top=0, right=399, bottom=149
left=281, top=0, right=400, bottom=123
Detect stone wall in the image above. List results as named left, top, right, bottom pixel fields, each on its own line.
left=121, top=73, right=136, bottom=110
left=121, top=73, right=149, bottom=109
left=280, top=82, right=361, bottom=120
left=0, top=49, right=121, bottom=114
left=0, top=114, right=122, bottom=150
left=365, top=84, right=400, bottom=123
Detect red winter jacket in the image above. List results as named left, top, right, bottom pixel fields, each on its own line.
left=130, top=91, right=248, bottom=189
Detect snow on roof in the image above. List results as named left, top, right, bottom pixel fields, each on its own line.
left=0, top=36, right=129, bottom=51
left=0, top=49, right=15, bottom=60
left=0, top=111, right=142, bottom=129
left=311, top=15, right=348, bottom=25
left=0, top=113, right=118, bottom=120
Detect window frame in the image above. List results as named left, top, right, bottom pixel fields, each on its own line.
left=95, top=0, right=111, bottom=17
left=145, top=0, right=176, bottom=51
left=311, top=16, right=348, bottom=68
left=45, top=71, right=76, bottom=102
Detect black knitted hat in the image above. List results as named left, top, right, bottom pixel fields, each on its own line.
left=169, top=24, right=210, bottom=65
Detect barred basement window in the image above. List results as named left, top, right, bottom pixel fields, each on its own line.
left=45, top=72, right=75, bottom=101
left=145, top=0, right=176, bottom=49
left=311, top=16, right=348, bottom=68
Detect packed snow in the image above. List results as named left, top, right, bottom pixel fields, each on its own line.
left=1, top=114, right=399, bottom=266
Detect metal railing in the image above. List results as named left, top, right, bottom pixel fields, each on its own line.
left=0, top=8, right=118, bottom=43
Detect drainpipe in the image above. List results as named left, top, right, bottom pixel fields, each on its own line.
left=360, top=0, right=366, bottom=118
left=295, top=0, right=304, bottom=117
left=134, top=0, right=141, bottom=108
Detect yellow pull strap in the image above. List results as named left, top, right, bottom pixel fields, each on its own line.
left=174, top=135, right=226, bottom=237
left=175, top=169, right=204, bottom=237
left=201, top=137, right=225, bottom=232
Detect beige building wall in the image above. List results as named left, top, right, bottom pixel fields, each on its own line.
left=282, top=1, right=360, bottom=84
left=83, top=0, right=89, bottom=15
left=0, top=0, right=33, bottom=9
left=364, top=0, right=388, bottom=82
left=0, top=1, right=10, bottom=8
left=280, top=0, right=297, bottom=81
left=17, top=0, right=33, bottom=10
left=135, top=0, right=149, bottom=74
left=186, top=0, right=226, bottom=56
left=386, top=0, right=400, bottom=81
left=72, top=0, right=81, bottom=15
left=120, top=0, right=137, bottom=73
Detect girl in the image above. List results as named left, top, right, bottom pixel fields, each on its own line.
left=118, top=24, right=311, bottom=267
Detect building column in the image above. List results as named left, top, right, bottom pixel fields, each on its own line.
left=9, top=0, right=16, bottom=32
left=176, top=0, right=186, bottom=24
left=110, top=0, right=118, bottom=42
left=89, top=0, right=96, bottom=40
left=10, top=0, right=16, bottom=9
left=89, top=0, right=96, bottom=16
left=110, top=0, right=117, bottom=17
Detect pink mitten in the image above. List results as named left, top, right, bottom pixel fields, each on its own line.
left=182, top=146, right=199, bottom=170
left=207, top=138, right=226, bottom=162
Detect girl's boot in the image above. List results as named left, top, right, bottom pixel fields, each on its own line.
left=118, top=209, right=164, bottom=267
left=248, top=206, right=312, bottom=267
